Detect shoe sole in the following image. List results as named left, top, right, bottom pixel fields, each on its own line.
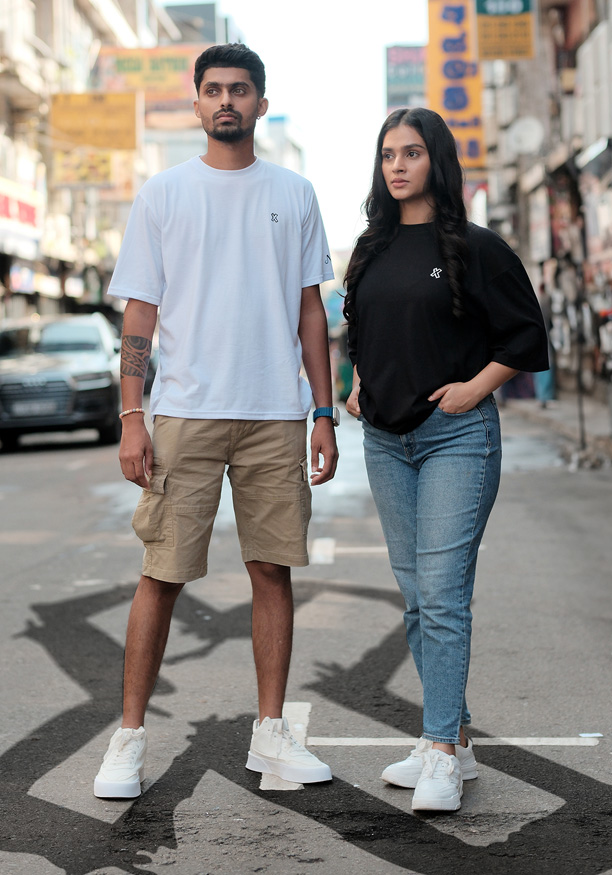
left=382, top=765, right=477, bottom=788
left=412, top=793, right=462, bottom=811
left=246, top=752, right=332, bottom=783
left=93, top=769, right=144, bottom=799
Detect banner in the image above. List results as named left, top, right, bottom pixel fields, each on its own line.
left=0, top=176, right=44, bottom=260
left=427, top=0, right=485, bottom=170
left=53, top=149, right=112, bottom=187
left=476, top=0, right=535, bottom=60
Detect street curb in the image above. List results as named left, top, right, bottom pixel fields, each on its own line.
left=503, top=398, right=612, bottom=467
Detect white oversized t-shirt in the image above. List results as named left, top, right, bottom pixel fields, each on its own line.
left=108, top=156, right=334, bottom=420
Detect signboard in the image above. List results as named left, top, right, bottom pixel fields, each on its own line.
left=476, top=0, right=535, bottom=60
left=427, top=0, right=485, bottom=170
left=91, top=45, right=208, bottom=110
left=386, top=45, right=426, bottom=114
left=50, top=93, right=138, bottom=150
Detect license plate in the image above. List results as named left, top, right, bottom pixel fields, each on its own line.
left=11, top=400, right=58, bottom=416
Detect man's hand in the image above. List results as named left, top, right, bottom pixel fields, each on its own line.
left=310, top=417, right=339, bottom=485
left=118, top=417, right=154, bottom=488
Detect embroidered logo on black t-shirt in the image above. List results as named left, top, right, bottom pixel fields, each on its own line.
left=430, top=267, right=442, bottom=278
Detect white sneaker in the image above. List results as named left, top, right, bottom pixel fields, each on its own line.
left=412, top=750, right=463, bottom=811
left=246, top=716, right=332, bottom=783
left=94, top=726, right=147, bottom=798
left=382, top=737, right=478, bottom=788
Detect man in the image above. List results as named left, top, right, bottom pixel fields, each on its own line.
left=94, top=43, right=339, bottom=799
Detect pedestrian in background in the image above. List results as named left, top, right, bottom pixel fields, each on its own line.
left=533, top=282, right=556, bottom=407
left=344, top=107, right=548, bottom=811
left=94, top=43, right=339, bottom=799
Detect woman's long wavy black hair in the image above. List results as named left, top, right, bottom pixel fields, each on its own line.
left=343, top=107, right=468, bottom=322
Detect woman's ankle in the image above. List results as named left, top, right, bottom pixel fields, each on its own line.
left=432, top=741, right=455, bottom=756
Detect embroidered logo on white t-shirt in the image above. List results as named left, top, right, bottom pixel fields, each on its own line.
left=430, top=267, right=442, bottom=278
left=271, top=213, right=279, bottom=223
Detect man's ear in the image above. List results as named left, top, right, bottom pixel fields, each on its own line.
left=194, top=99, right=201, bottom=119
left=257, top=97, right=269, bottom=119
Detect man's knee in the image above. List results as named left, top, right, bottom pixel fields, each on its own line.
left=246, top=561, right=291, bottom=587
left=138, top=575, right=185, bottom=601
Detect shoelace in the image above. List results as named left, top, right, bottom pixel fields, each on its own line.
left=107, top=736, right=141, bottom=766
left=411, top=738, right=432, bottom=758
left=421, top=750, right=456, bottom=779
left=272, top=727, right=305, bottom=758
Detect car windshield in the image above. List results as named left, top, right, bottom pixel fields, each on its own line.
left=38, top=324, right=102, bottom=353
left=0, top=323, right=103, bottom=357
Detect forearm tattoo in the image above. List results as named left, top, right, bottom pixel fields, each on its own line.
left=121, top=334, right=152, bottom=380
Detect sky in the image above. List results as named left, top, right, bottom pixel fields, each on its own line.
left=207, top=0, right=430, bottom=256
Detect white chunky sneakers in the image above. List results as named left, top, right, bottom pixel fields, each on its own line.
left=94, top=726, right=147, bottom=798
left=246, top=716, right=332, bottom=783
left=412, top=749, right=463, bottom=811
left=382, top=736, right=478, bottom=788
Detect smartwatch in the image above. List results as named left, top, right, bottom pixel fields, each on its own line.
left=313, top=406, right=340, bottom=426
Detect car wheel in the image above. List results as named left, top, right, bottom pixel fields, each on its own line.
left=98, top=418, right=122, bottom=445
left=0, top=431, right=20, bottom=452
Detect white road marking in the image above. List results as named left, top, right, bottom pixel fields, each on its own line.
left=335, top=546, right=389, bottom=555
left=310, top=537, right=336, bottom=564
left=307, top=736, right=600, bottom=747
left=310, top=538, right=390, bottom=564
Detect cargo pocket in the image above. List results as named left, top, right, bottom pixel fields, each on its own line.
left=131, top=466, right=173, bottom=546
left=298, top=455, right=312, bottom=535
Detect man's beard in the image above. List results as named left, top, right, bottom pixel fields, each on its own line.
left=209, top=124, right=252, bottom=143
left=207, top=111, right=256, bottom=143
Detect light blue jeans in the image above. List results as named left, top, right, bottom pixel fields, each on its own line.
left=362, top=396, right=501, bottom=744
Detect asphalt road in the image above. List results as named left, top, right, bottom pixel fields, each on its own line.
left=1, top=410, right=611, bottom=875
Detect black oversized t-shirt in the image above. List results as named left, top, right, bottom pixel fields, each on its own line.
left=347, top=222, right=549, bottom=434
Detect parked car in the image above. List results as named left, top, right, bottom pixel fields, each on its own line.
left=0, top=313, right=122, bottom=450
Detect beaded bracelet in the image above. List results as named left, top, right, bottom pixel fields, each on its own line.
left=119, top=407, right=145, bottom=419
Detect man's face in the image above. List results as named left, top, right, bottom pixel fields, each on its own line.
left=194, top=67, right=268, bottom=143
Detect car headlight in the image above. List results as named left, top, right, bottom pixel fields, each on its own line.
left=73, top=371, right=113, bottom=389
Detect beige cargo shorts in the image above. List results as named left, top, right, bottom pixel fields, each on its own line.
left=131, top=416, right=311, bottom=583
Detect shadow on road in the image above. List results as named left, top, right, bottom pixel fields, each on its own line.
left=1, top=581, right=611, bottom=874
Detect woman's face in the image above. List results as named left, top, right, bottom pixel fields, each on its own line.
left=381, top=124, right=432, bottom=221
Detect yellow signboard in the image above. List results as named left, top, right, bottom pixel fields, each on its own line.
left=50, top=93, right=138, bottom=150
left=476, top=0, right=535, bottom=60
left=427, top=0, right=485, bottom=170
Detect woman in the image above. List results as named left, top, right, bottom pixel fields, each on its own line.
left=344, top=108, right=548, bottom=812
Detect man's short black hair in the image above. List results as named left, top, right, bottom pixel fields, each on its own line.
left=194, top=44, right=266, bottom=97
